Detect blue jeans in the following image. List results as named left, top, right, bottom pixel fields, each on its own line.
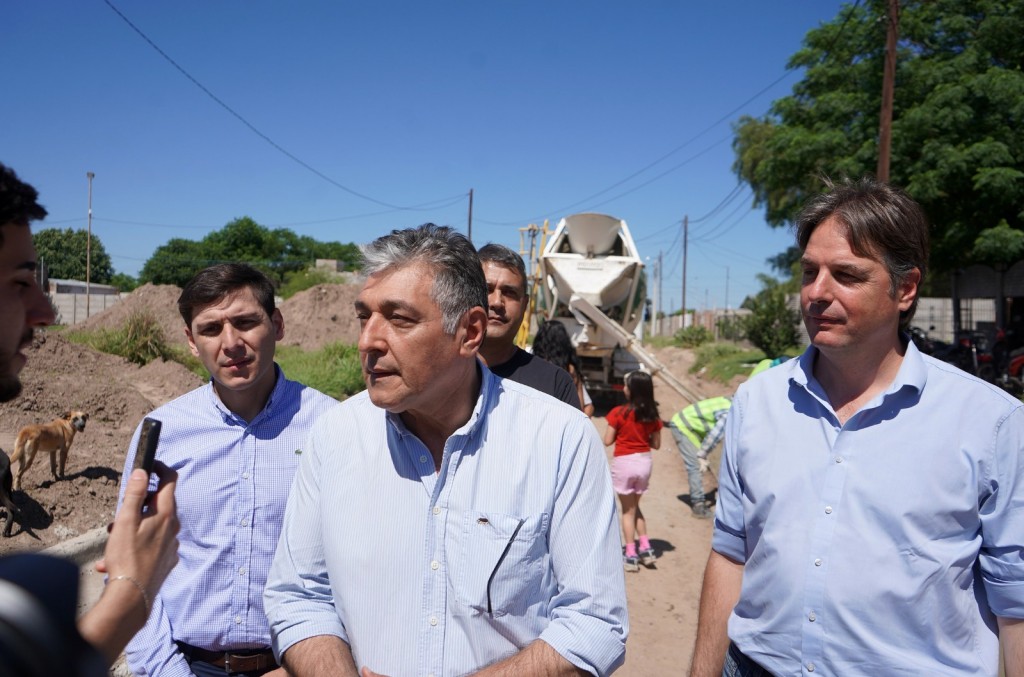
left=668, top=421, right=704, bottom=505
left=723, top=643, right=774, bottom=676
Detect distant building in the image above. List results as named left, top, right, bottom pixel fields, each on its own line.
left=46, top=278, right=121, bottom=325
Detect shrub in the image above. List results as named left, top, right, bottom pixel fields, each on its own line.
left=279, top=268, right=343, bottom=300
left=68, top=311, right=175, bottom=366
left=674, top=325, right=712, bottom=348
left=741, top=274, right=800, bottom=358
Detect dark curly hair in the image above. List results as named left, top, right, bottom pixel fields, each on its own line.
left=0, top=163, right=47, bottom=246
left=532, top=320, right=581, bottom=375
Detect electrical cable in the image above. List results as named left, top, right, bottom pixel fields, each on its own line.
left=103, top=0, right=463, bottom=213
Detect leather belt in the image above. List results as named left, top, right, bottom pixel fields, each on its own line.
left=177, top=642, right=277, bottom=674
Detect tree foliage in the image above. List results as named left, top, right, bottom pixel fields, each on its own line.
left=33, top=228, right=114, bottom=284
left=733, top=0, right=1024, bottom=275
left=139, top=217, right=362, bottom=288
left=741, top=274, right=801, bottom=358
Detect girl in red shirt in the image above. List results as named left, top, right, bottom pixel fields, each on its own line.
left=603, top=370, right=662, bottom=572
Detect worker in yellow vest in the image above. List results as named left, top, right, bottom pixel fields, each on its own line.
left=667, top=396, right=732, bottom=519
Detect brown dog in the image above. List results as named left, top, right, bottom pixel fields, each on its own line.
left=9, top=411, right=89, bottom=490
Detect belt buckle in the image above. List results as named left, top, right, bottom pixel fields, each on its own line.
left=223, top=652, right=231, bottom=673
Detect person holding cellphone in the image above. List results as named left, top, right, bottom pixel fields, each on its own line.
left=0, top=162, right=180, bottom=670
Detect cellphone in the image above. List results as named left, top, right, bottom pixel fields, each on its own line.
left=133, top=417, right=162, bottom=475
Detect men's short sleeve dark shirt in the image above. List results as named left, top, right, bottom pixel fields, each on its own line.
left=488, top=348, right=581, bottom=408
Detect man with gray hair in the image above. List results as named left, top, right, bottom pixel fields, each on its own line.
left=690, top=178, right=1024, bottom=676
left=477, top=243, right=580, bottom=408
left=265, top=224, right=627, bottom=676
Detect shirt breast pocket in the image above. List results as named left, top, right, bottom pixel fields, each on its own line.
left=447, top=510, right=550, bottom=617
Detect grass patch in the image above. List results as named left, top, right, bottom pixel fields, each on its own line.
left=66, top=312, right=365, bottom=400
left=644, top=335, right=677, bottom=349
left=66, top=311, right=176, bottom=366
left=275, top=342, right=364, bottom=400
left=692, top=343, right=768, bottom=384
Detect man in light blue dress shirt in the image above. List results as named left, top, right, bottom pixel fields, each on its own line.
left=690, top=178, right=1024, bottom=676
left=116, top=263, right=337, bottom=676
left=265, top=224, right=628, bottom=676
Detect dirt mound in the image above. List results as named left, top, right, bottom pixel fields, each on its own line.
left=77, top=283, right=188, bottom=346
left=278, top=283, right=362, bottom=349
left=0, top=332, right=203, bottom=554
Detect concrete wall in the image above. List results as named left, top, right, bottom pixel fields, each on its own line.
left=51, top=291, right=122, bottom=326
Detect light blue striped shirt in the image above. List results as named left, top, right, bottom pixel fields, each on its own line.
left=117, top=366, right=337, bottom=676
left=715, top=342, right=1024, bottom=675
left=265, top=365, right=628, bottom=676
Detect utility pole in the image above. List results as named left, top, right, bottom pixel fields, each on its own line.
left=86, top=171, right=94, bottom=317
left=467, top=188, right=474, bottom=243
left=725, top=266, right=730, bottom=311
left=658, top=251, right=664, bottom=333
left=681, top=215, right=688, bottom=328
left=877, top=0, right=899, bottom=182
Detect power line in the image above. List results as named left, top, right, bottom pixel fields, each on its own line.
left=103, top=0, right=463, bottom=213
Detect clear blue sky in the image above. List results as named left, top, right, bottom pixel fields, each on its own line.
left=4, top=1, right=847, bottom=312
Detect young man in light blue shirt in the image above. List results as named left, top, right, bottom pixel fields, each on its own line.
left=117, top=263, right=336, bottom=677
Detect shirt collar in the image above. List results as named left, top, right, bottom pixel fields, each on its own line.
left=385, top=360, right=491, bottom=441
left=792, top=338, right=926, bottom=411
left=206, top=363, right=285, bottom=424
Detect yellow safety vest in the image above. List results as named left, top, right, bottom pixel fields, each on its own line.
left=670, top=396, right=733, bottom=447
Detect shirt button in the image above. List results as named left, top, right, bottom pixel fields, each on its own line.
left=242, top=471, right=250, bottom=479
left=808, top=611, right=816, bottom=622
left=432, top=506, right=440, bottom=515
left=234, top=616, right=242, bottom=624
left=429, top=616, right=438, bottom=626
left=419, top=455, right=428, bottom=464
left=240, top=519, right=249, bottom=527
left=239, top=567, right=247, bottom=576
left=814, top=558, right=822, bottom=567
left=431, top=560, right=439, bottom=570
left=835, top=456, right=843, bottom=463
left=824, top=506, right=833, bottom=514
left=807, top=663, right=816, bottom=672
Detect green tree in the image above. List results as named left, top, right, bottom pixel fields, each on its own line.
left=741, top=274, right=801, bottom=358
left=139, top=217, right=359, bottom=287
left=733, top=0, right=1024, bottom=276
left=33, top=228, right=113, bottom=284
left=139, top=238, right=214, bottom=288
left=109, top=272, right=139, bottom=292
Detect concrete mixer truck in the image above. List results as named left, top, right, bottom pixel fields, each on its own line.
left=536, top=213, right=701, bottom=405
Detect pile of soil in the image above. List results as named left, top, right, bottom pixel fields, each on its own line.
left=0, top=281, right=366, bottom=554
left=278, top=283, right=362, bottom=348
left=76, top=283, right=189, bottom=347
left=76, top=281, right=365, bottom=351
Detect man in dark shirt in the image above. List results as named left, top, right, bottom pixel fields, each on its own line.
left=477, top=244, right=580, bottom=408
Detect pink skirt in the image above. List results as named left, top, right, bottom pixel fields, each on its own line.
left=611, top=452, right=652, bottom=495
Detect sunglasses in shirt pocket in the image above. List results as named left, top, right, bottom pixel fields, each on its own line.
left=447, top=510, right=550, bottom=617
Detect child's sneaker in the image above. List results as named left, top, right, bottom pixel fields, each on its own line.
left=638, top=547, right=657, bottom=566
left=623, top=554, right=640, bottom=572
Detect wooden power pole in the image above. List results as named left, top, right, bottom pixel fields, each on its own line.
left=877, top=0, right=899, bottom=182
left=681, top=215, right=688, bottom=327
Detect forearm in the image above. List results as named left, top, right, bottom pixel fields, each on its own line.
left=1000, top=617, right=1024, bottom=677
left=78, top=580, right=148, bottom=665
left=281, top=634, right=359, bottom=677
left=474, top=640, right=589, bottom=677
left=689, top=550, right=744, bottom=677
